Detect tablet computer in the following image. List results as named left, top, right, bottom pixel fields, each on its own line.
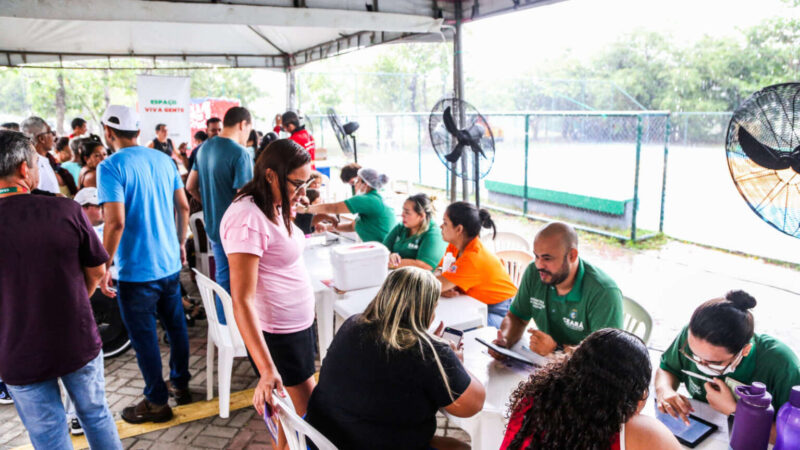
left=475, top=337, right=538, bottom=366
left=655, top=409, right=718, bottom=448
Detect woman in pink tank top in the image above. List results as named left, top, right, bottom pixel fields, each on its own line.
left=222, top=139, right=316, bottom=422
left=500, top=328, right=681, bottom=449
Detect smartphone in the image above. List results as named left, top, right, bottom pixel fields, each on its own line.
left=442, top=327, right=463, bottom=346
left=263, top=401, right=279, bottom=442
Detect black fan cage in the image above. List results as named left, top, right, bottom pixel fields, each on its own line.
left=725, top=83, right=800, bottom=238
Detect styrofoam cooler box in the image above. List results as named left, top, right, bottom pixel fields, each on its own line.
left=331, top=242, right=389, bottom=291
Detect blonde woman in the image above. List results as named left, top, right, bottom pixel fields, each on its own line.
left=305, top=267, right=485, bottom=450
left=383, top=193, right=446, bottom=271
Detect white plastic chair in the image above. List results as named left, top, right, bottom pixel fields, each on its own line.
left=482, top=231, right=531, bottom=253
left=622, top=295, right=653, bottom=345
left=193, top=269, right=249, bottom=418
left=189, top=212, right=214, bottom=279
left=497, top=249, right=534, bottom=287
left=271, top=391, right=338, bottom=450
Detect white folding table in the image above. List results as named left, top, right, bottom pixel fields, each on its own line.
left=303, top=235, right=487, bottom=360
left=448, top=327, right=739, bottom=450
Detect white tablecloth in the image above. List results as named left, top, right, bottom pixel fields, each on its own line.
left=303, top=235, right=488, bottom=360
left=448, top=327, right=736, bottom=450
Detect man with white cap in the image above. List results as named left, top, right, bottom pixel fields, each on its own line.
left=96, top=105, right=193, bottom=423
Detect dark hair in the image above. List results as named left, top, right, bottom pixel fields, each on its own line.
left=79, top=138, right=105, bottom=166
left=71, top=117, right=87, bottom=130
left=193, top=130, right=208, bottom=142
left=256, top=132, right=279, bottom=160
left=55, top=136, right=71, bottom=152
left=281, top=111, right=300, bottom=128
left=247, top=129, right=258, bottom=146
left=506, top=329, right=651, bottom=450
left=206, top=117, right=221, bottom=127
left=155, top=123, right=166, bottom=132
left=445, top=201, right=496, bottom=239
left=406, top=193, right=435, bottom=235
left=689, top=290, right=756, bottom=354
left=1, top=122, right=20, bottom=131
left=104, top=118, right=139, bottom=140
left=235, top=139, right=311, bottom=234
left=223, top=107, right=251, bottom=127
left=306, top=188, right=320, bottom=204
left=340, top=162, right=362, bottom=183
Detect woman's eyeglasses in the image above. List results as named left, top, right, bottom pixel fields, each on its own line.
left=288, top=177, right=314, bottom=195
left=679, top=341, right=743, bottom=376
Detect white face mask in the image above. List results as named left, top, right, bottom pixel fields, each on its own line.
left=694, top=349, right=743, bottom=376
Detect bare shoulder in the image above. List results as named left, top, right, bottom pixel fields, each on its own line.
left=625, top=414, right=682, bottom=450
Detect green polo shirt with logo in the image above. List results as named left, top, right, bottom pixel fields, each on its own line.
left=508, top=259, right=623, bottom=346
left=660, top=326, right=800, bottom=412
left=344, top=190, right=397, bottom=243
left=382, top=221, right=446, bottom=269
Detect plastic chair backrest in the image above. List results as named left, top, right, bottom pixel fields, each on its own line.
left=622, top=295, right=653, bottom=345
left=496, top=250, right=535, bottom=287
left=192, top=269, right=245, bottom=351
left=482, top=231, right=531, bottom=253
left=189, top=211, right=209, bottom=253
left=272, top=392, right=337, bottom=450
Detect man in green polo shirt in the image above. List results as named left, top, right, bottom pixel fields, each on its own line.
left=492, top=222, right=623, bottom=357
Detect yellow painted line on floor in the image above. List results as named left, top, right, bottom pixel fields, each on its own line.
left=12, top=388, right=255, bottom=450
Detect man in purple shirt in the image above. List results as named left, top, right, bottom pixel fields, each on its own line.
left=0, top=130, right=121, bottom=449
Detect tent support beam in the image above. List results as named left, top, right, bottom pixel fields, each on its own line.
left=451, top=0, right=465, bottom=203
left=286, top=68, right=297, bottom=112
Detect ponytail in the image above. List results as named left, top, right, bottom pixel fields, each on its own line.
left=689, top=290, right=756, bottom=354
left=445, top=201, right=495, bottom=239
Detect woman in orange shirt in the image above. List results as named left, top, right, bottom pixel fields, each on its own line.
left=436, top=202, right=517, bottom=327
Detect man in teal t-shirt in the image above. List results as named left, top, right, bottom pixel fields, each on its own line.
left=186, top=107, right=253, bottom=324
left=492, top=222, right=623, bottom=356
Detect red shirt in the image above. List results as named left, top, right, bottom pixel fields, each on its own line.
left=501, top=399, right=621, bottom=449
left=273, top=126, right=316, bottom=162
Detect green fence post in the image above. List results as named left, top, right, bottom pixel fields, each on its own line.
left=523, top=114, right=530, bottom=215
left=319, top=117, right=324, bottom=148
left=417, top=116, right=422, bottom=184
left=631, top=115, right=643, bottom=241
left=659, top=114, right=671, bottom=233
left=376, top=116, right=381, bottom=154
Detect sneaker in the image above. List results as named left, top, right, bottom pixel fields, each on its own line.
left=167, top=381, right=193, bottom=406
left=69, top=418, right=84, bottom=436
left=0, top=382, right=13, bottom=405
left=121, top=399, right=173, bottom=424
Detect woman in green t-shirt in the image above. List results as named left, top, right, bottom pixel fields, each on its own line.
left=383, top=194, right=445, bottom=271
left=655, top=290, right=800, bottom=430
left=305, top=167, right=396, bottom=243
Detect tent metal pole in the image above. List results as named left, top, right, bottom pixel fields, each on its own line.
left=286, top=68, right=297, bottom=111
left=453, top=0, right=466, bottom=203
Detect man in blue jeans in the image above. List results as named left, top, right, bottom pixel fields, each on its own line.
left=0, top=129, right=121, bottom=448
left=186, top=106, right=253, bottom=324
left=97, top=105, right=193, bottom=423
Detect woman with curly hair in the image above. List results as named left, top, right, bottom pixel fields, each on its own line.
left=501, top=328, right=680, bottom=450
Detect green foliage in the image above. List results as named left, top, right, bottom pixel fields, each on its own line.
left=0, top=61, right=266, bottom=131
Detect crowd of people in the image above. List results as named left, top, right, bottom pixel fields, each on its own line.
left=1, top=103, right=799, bottom=450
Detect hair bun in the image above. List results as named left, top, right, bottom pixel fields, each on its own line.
left=725, top=290, right=757, bottom=310
left=478, top=208, right=492, bottom=227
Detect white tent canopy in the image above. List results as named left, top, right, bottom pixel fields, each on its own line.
left=0, top=0, right=562, bottom=69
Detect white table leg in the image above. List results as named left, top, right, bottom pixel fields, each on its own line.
left=315, top=289, right=335, bottom=361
